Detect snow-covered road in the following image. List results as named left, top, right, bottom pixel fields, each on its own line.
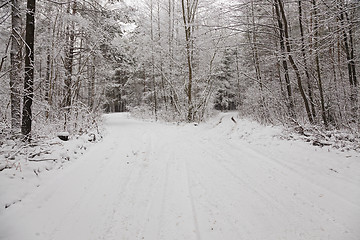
left=1, top=113, right=360, bottom=240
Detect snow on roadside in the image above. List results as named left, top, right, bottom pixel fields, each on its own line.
left=197, top=112, right=360, bottom=209
left=0, top=131, right=101, bottom=212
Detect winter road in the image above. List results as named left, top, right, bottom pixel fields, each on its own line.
left=0, top=113, right=359, bottom=240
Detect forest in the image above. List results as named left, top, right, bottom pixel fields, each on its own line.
left=1, top=1, right=360, bottom=238
left=0, top=0, right=359, bottom=140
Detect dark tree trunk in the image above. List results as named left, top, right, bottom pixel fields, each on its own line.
left=278, top=0, right=312, bottom=123
left=45, top=4, right=51, bottom=119
left=64, top=1, right=76, bottom=110
left=312, top=0, right=328, bottom=127
left=181, top=0, right=198, bottom=121
left=63, top=1, right=76, bottom=131
left=339, top=0, right=358, bottom=120
left=88, top=55, right=95, bottom=109
left=298, top=0, right=316, bottom=122
left=274, top=0, right=295, bottom=118
left=249, top=0, right=267, bottom=121
left=150, top=0, right=158, bottom=120
left=22, top=0, right=36, bottom=140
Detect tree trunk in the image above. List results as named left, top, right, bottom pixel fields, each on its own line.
left=10, top=0, right=22, bottom=133
left=21, top=0, right=36, bottom=140
left=157, top=0, right=167, bottom=109
left=274, top=0, right=295, bottom=118
left=168, top=0, right=177, bottom=113
left=74, top=37, right=83, bottom=103
left=150, top=0, right=158, bottom=120
left=298, top=0, right=316, bottom=122
left=64, top=1, right=76, bottom=110
left=181, top=0, right=198, bottom=121
left=339, top=0, right=358, bottom=120
left=278, top=0, right=312, bottom=123
left=249, top=0, right=267, bottom=121
left=312, top=0, right=328, bottom=127
left=45, top=3, right=52, bottom=119
left=90, top=55, right=95, bottom=109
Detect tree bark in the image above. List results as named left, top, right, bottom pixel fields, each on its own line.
left=64, top=1, right=76, bottom=109
left=298, top=0, right=316, bottom=122
left=312, top=0, right=328, bottom=127
left=150, top=0, right=158, bottom=120
left=278, top=0, right=313, bottom=123
left=168, top=0, right=177, bottom=112
left=22, top=0, right=36, bottom=140
left=274, top=0, right=295, bottom=118
left=249, top=0, right=267, bottom=120
left=157, top=0, right=167, bottom=109
left=45, top=3, right=52, bottom=119
left=10, top=0, right=22, bottom=133
left=339, top=0, right=358, bottom=120
left=181, top=0, right=198, bottom=121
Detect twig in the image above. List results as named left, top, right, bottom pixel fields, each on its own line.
left=28, top=158, right=57, bottom=162
left=231, top=116, right=237, bottom=123
left=28, top=150, right=52, bottom=158
left=0, top=165, right=10, bottom=171
left=8, top=145, right=26, bottom=159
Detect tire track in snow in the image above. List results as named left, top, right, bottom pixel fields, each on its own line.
left=174, top=135, right=246, bottom=239
left=100, top=158, right=138, bottom=239
left=105, top=129, right=172, bottom=240
left=177, top=127, right=358, bottom=240
left=182, top=136, right=277, bottom=239
left=213, top=139, right=360, bottom=237
left=137, top=152, right=170, bottom=239
left=47, top=143, right=124, bottom=239
left=194, top=129, right=360, bottom=239
left=184, top=158, right=202, bottom=240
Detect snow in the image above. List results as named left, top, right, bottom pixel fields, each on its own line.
left=0, top=133, right=99, bottom=210
left=0, top=112, right=360, bottom=240
left=57, top=132, right=70, bottom=137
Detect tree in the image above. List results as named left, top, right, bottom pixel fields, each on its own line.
left=274, top=0, right=295, bottom=119
left=181, top=0, right=198, bottom=121
left=9, top=0, right=22, bottom=133
left=276, top=0, right=313, bottom=123
left=311, top=0, right=328, bottom=127
left=214, top=48, right=237, bottom=111
left=21, top=0, right=35, bottom=139
left=297, top=0, right=316, bottom=121
left=338, top=0, right=358, bottom=120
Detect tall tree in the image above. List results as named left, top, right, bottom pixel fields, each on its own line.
left=9, top=0, right=22, bottom=133
left=338, top=0, right=358, bottom=120
left=22, top=0, right=35, bottom=139
left=274, top=0, right=295, bottom=118
left=64, top=1, right=76, bottom=110
left=277, top=0, right=313, bottom=123
left=181, top=0, right=198, bottom=121
left=150, top=0, right=158, bottom=120
left=312, top=0, right=328, bottom=127
left=297, top=0, right=316, bottom=121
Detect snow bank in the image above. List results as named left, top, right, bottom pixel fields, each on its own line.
left=0, top=132, right=101, bottom=212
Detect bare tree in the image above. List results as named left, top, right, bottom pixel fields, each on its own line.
left=9, top=0, right=22, bottom=133
left=274, top=0, right=295, bottom=118
left=312, top=0, right=328, bottom=127
left=181, top=0, right=198, bottom=121
left=22, top=0, right=35, bottom=139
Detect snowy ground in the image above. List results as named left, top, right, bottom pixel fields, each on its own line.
left=0, top=112, right=360, bottom=240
